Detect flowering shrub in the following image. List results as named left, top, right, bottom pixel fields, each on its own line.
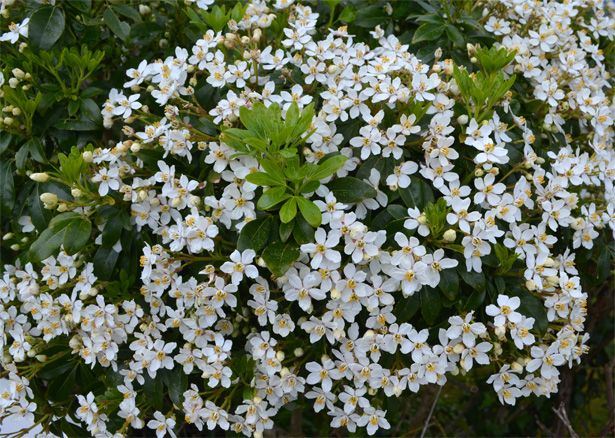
left=0, top=0, right=614, bottom=436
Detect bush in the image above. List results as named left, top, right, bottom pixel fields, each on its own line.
left=0, top=0, right=613, bottom=436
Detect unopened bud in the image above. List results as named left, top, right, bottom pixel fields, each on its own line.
left=443, top=229, right=457, bottom=242
left=417, top=214, right=427, bottom=225
left=457, top=115, right=469, bottom=125
left=11, top=68, right=25, bottom=79
left=71, top=188, right=83, bottom=198
left=40, top=192, right=58, bottom=208
left=82, top=151, right=93, bottom=162
left=294, top=347, right=304, bottom=357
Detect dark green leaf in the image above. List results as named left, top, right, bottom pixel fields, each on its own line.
left=398, top=176, right=434, bottom=209
left=412, top=22, right=444, bottom=44
left=420, top=287, right=442, bottom=324
left=0, top=161, right=15, bottom=218
left=93, top=246, right=119, bottom=279
left=63, top=217, right=91, bottom=255
left=103, top=7, right=130, bottom=41
left=439, top=269, right=459, bottom=300
left=29, top=6, right=65, bottom=50
left=237, top=216, right=274, bottom=251
left=262, top=241, right=299, bottom=276
left=459, top=268, right=486, bottom=292
left=327, top=177, right=376, bottom=203
left=292, top=215, right=315, bottom=244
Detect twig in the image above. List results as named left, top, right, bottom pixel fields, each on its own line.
left=551, top=402, right=579, bottom=438
left=420, top=385, right=443, bottom=438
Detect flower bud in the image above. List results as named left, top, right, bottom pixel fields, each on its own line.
left=294, top=347, right=304, bottom=357
left=252, top=28, right=262, bottom=43
left=139, top=4, right=151, bottom=15
left=82, top=151, right=93, bottom=162
left=71, top=188, right=82, bottom=198
left=474, top=168, right=484, bottom=177
left=30, top=172, right=49, bottom=182
left=511, top=361, right=524, bottom=372
left=457, top=114, right=469, bottom=125
left=443, top=229, right=457, bottom=242
left=11, top=107, right=21, bottom=116
left=417, top=213, right=427, bottom=225
left=494, top=325, right=506, bottom=338
left=3, top=232, right=13, bottom=240
left=525, top=279, right=536, bottom=291
left=453, top=343, right=465, bottom=354
left=276, top=351, right=285, bottom=361
left=330, top=287, right=341, bottom=299
left=11, top=68, right=25, bottom=79
left=10, top=243, right=20, bottom=251
left=56, top=203, right=68, bottom=212
left=40, top=192, right=58, bottom=208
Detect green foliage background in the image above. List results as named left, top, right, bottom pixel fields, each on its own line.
left=0, top=0, right=613, bottom=436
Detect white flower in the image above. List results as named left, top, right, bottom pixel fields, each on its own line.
left=91, top=167, right=121, bottom=196
left=446, top=311, right=486, bottom=347
left=147, top=411, right=177, bottom=438
left=526, top=343, right=565, bottom=379
left=510, top=317, right=536, bottom=349
left=486, top=295, right=522, bottom=327
left=305, top=359, right=335, bottom=392
left=220, top=250, right=259, bottom=284
left=357, top=407, right=390, bottom=436
left=416, top=249, right=458, bottom=288
left=0, top=18, right=29, bottom=44
left=300, top=228, right=341, bottom=269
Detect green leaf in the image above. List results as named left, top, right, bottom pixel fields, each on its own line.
left=412, top=22, right=444, bottom=44
left=262, top=242, right=300, bottom=277
left=160, top=369, right=187, bottom=406
left=398, top=176, right=434, bottom=209
left=464, top=287, right=486, bottom=311
left=338, top=5, right=357, bottom=22
left=93, top=246, right=119, bottom=279
left=439, top=269, right=459, bottom=301
left=327, top=177, right=376, bottom=203
left=29, top=6, right=65, bottom=50
left=246, top=172, right=283, bottom=187
left=257, top=187, right=291, bottom=210
left=0, top=161, right=15, bottom=218
left=237, top=216, right=274, bottom=251
left=103, top=7, right=130, bottom=41
left=279, top=198, right=297, bottom=224
left=296, top=197, right=322, bottom=228
left=279, top=220, right=293, bottom=242
left=292, top=216, right=315, bottom=244
left=29, top=213, right=91, bottom=260
left=309, top=155, right=347, bottom=181
left=445, top=24, right=465, bottom=48
left=63, top=218, right=92, bottom=255
left=47, top=364, right=77, bottom=402
left=459, top=268, right=486, bottom=292
left=420, top=287, right=442, bottom=324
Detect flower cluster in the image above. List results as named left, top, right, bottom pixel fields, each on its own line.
left=0, top=0, right=613, bottom=436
